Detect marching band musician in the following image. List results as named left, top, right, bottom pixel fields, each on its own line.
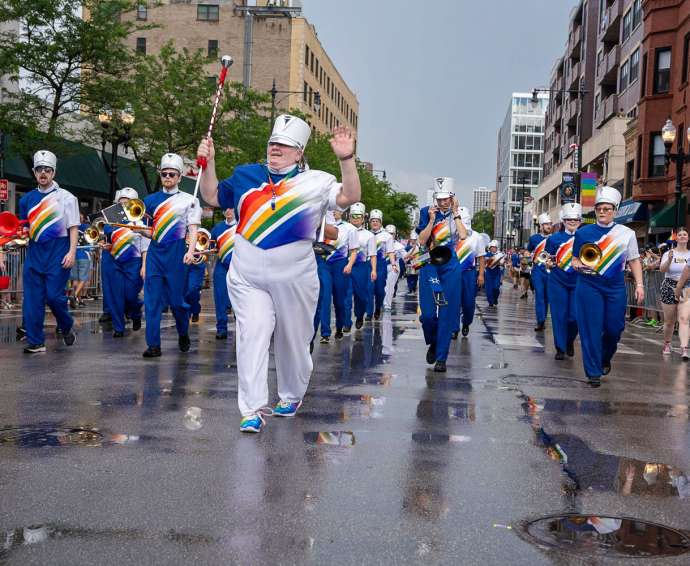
left=484, top=240, right=504, bottom=307
left=453, top=206, right=485, bottom=338
left=141, top=153, right=201, bottom=358
left=210, top=208, right=236, bottom=340
left=404, top=234, right=419, bottom=293
left=19, top=150, right=79, bottom=353
left=528, top=213, right=553, bottom=332
left=348, top=202, right=377, bottom=329
left=369, top=209, right=397, bottom=319
left=185, top=235, right=207, bottom=324
left=102, top=187, right=149, bottom=338
left=545, top=203, right=581, bottom=360
left=416, top=177, right=468, bottom=372
left=69, top=213, right=92, bottom=309
left=572, top=186, right=643, bottom=387
left=197, top=116, right=361, bottom=433
left=383, top=224, right=405, bottom=310
left=315, top=209, right=358, bottom=343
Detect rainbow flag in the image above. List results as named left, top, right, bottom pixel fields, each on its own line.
left=580, top=172, right=598, bottom=207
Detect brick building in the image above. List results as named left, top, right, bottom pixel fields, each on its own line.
left=123, top=0, right=359, bottom=137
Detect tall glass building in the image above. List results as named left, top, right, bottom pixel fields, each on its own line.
left=495, top=92, right=548, bottom=248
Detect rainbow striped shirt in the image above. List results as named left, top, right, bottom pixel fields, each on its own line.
left=144, top=189, right=201, bottom=246
left=211, top=221, right=237, bottom=266
left=573, top=223, right=639, bottom=282
left=455, top=230, right=485, bottom=270
left=19, top=185, right=79, bottom=243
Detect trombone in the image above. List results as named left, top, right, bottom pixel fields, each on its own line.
left=108, top=199, right=151, bottom=231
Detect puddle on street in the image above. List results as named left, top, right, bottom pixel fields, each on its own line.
left=425, top=375, right=473, bottom=392
left=303, top=431, right=355, bottom=446
left=411, top=432, right=471, bottom=445
left=522, top=397, right=689, bottom=419
left=0, top=425, right=150, bottom=448
left=416, top=400, right=476, bottom=423
left=520, top=514, right=690, bottom=558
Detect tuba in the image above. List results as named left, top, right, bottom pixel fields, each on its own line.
left=579, top=243, right=602, bottom=270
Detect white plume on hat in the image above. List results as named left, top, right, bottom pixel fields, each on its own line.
left=33, top=150, right=57, bottom=170
left=537, top=212, right=552, bottom=225
left=370, top=209, right=383, bottom=221
left=433, top=176, right=455, bottom=200
left=595, top=185, right=622, bottom=208
left=561, top=202, right=582, bottom=220
left=269, top=114, right=311, bottom=150
left=160, top=153, right=184, bottom=173
left=350, top=202, right=366, bottom=215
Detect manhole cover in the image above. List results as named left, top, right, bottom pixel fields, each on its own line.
left=0, top=426, right=103, bottom=447
left=501, top=375, right=586, bottom=388
left=519, top=514, right=690, bottom=558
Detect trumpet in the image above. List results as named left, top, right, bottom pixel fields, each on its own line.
left=195, top=228, right=212, bottom=252
left=0, top=235, right=28, bottom=250
left=84, top=218, right=106, bottom=244
left=579, top=243, right=602, bottom=270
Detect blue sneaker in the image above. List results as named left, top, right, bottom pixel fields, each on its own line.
left=239, top=413, right=266, bottom=433
left=273, top=400, right=302, bottom=417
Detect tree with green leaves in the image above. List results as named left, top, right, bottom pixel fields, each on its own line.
left=472, top=209, right=495, bottom=237
left=0, top=0, right=146, bottom=149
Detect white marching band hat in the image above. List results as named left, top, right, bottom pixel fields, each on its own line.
left=537, top=212, right=552, bottom=225
left=33, top=150, right=57, bottom=170
left=561, top=202, right=582, bottom=220
left=269, top=114, right=311, bottom=150
left=350, top=202, right=366, bottom=215
left=489, top=239, right=499, bottom=248
left=433, top=176, right=455, bottom=200
left=385, top=224, right=396, bottom=235
left=370, top=209, right=383, bottom=221
left=595, top=185, right=622, bottom=208
left=114, top=187, right=139, bottom=203
left=160, top=153, right=184, bottom=173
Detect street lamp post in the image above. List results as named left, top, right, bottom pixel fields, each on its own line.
left=518, top=175, right=528, bottom=248
left=98, top=107, right=134, bottom=202
left=270, top=78, right=321, bottom=124
left=661, top=118, right=690, bottom=230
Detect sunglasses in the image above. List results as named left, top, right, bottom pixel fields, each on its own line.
left=160, top=171, right=179, bottom=179
left=34, top=166, right=54, bottom=174
left=350, top=214, right=363, bottom=219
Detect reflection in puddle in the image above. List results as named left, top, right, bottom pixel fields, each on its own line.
left=521, top=397, right=688, bottom=419
left=303, top=431, right=355, bottom=446
left=425, top=376, right=472, bottom=392
left=416, top=400, right=476, bottom=423
left=411, top=433, right=471, bottom=445
left=300, top=394, right=385, bottom=422
left=0, top=425, right=146, bottom=448
left=520, top=396, right=690, bottom=500
left=523, top=514, right=690, bottom=558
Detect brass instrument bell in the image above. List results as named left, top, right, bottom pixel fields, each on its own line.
left=122, top=198, right=146, bottom=222
left=579, top=243, right=602, bottom=269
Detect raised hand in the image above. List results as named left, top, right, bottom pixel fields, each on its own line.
left=330, top=126, right=355, bottom=160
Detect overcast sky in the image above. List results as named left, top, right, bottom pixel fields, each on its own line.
left=302, top=0, right=575, bottom=206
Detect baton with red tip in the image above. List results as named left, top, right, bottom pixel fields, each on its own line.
left=192, top=55, right=234, bottom=207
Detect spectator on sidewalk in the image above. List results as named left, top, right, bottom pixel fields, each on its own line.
left=659, top=228, right=690, bottom=359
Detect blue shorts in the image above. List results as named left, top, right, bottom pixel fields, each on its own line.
left=70, top=258, right=91, bottom=281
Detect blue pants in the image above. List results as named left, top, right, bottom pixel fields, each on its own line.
left=22, top=238, right=73, bottom=345
left=314, top=257, right=351, bottom=336
left=532, top=266, right=549, bottom=325
left=485, top=268, right=501, bottom=305
left=106, top=258, right=143, bottom=333
left=406, top=273, right=418, bottom=293
left=101, top=251, right=113, bottom=315
left=351, top=261, right=373, bottom=319
left=574, top=276, right=626, bottom=378
left=144, top=239, right=190, bottom=347
left=185, top=262, right=206, bottom=317
left=213, top=262, right=231, bottom=334
left=457, top=268, right=478, bottom=329
left=548, top=273, right=578, bottom=354
left=419, top=261, right=462, bottom=362
left=373, top=257, right=387, bottom=312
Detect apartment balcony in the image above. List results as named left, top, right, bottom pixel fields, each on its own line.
left=569, top=23, right=582, bottom=58
left=552, top=133, right=562, bottom=154
left=597, top=45, right=620, bottom=88
left=599, top=0, right=622, bottom=44
left=595, top=93, right=620, bottom=128
left=565, top=101, right=579, bottom=127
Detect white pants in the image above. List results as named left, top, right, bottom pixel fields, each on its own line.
left=384, top=265, right=397, bottom=309
left=228, top=236, right=319, bottom=416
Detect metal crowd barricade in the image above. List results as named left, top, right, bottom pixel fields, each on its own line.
left=0, top=245, right=104, bottom=308
left=0, top=246, right=27, bottom=309
left=626, top=269, right=664, bottom=328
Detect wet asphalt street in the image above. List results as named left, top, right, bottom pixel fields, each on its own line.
left=1, top=282, right=689, bottom=565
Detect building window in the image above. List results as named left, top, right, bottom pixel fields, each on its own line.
left=650, top=134, right=666, bottom=177
left=310, top=52, right=314, bottom=73
left=653, top=48, right=671, bottom=94
left=136, top=37, right=146, bottom=54
left=136, top=3, right=147, bottom=20
left=622, top=9, right=633, bottom=43
left=641, top=52, right=648, bottom=95
left=197, top=5, right=219, bottom=22
left=206, top=76, right=217, bottom=89
left=632, top=0, right=642, bottom=30
left=208, top=40, right=218, bottom=59
left=304, top=45, right=309, bottom=66
left=683, top=34, right=690, bottom=84
left=629, top=48, right=640, bottom=85
left=303, top=81, right=308, bottom=102
left=619, top=59, right=630, bottom=92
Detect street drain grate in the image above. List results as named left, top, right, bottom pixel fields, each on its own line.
left=501, top=374, right=587, bottom=388
left=0, top=426, right=104, bottom=447
left=518, top=513, right=690, bottom=558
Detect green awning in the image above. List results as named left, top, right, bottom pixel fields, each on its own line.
left=2, top=150, right=33, bottom=185
left=55, top=145, right=111, bottom=196
left=650, top=196, right=688, bottom=228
